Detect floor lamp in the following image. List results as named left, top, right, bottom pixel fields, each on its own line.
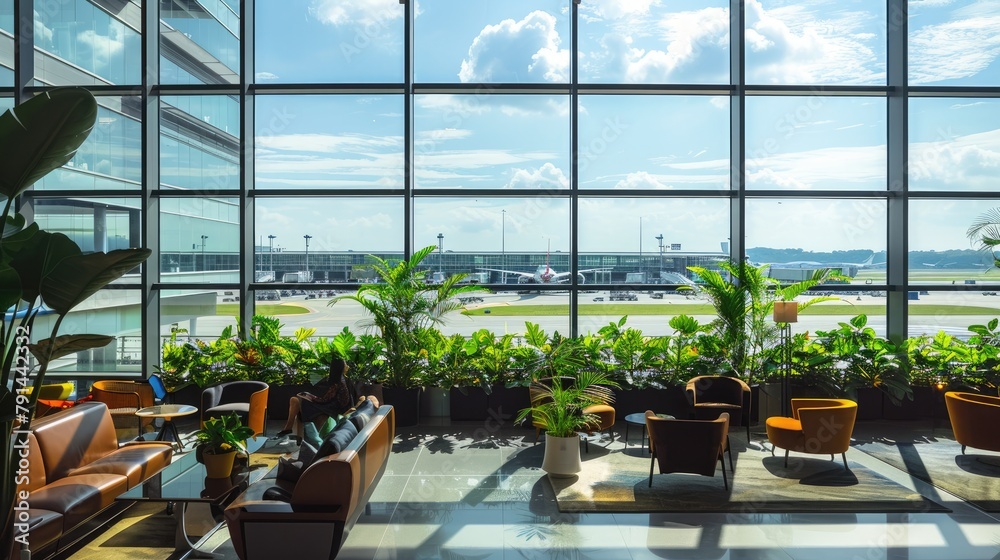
left=773, top=301, right=798, bottom=417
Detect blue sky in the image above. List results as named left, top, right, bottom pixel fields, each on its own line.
left=247, top=0, right=1000, bottom=255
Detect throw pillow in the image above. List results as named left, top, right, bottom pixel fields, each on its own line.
left=348, top=398, right=376, bottom=432
left=302, top=416, right=338, bottom=449
left=316, top=420, right=358, bottom=459
left=275, top=457, right=305, bottom=482
left=297, top=441, right=318, bottom=468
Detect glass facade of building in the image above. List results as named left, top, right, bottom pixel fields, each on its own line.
left=4, top=0, right=1000, bottom=377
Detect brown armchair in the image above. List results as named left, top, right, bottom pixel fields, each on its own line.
left=945, top=391, right=1000, bottom=454
left=202, top=381, right=269, bottom=437
left=686, top=375, right=751, bottom=441
left=765, top=398, right=857, bottom=470
left=89, top=380, right=156, bottom=437
left=645, top=410, right=730, bottom=490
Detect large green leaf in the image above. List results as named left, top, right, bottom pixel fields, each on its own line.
left=41, top=247, right=151, bottom=315
left=0, top=263, right=19, bottom=315
left=8, top=230, right=77, bottom=305
left=0, top=88, right=98, bottom=200
left=2, top=214, right=25, bottom=239
left=29, top=334, right=114, bottom=367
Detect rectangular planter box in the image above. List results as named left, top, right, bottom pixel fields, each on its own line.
left=487, top=385, right=529, bottom=424
left=449, top=386, right=489, bottom=421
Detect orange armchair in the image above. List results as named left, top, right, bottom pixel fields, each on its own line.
left=645, top=410, right=730, bottom=490
left=765, top=398, right=857, bottom=470
left=90, top=380, right=156, bottom=437
left=945, top=391, right=1000, bottom=454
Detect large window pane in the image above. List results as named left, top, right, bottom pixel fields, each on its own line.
left=745, top=97, right=886, bottom=191
left=35, top=197, right=140, bottom=253
left=909, top=0, right=1000, bottom=86
left=578, top=0, right=729, bottom=84
left=414, top=0, right=569, bottom=83
left=746, top=198, right=887, bottom=285
left=161, top=197, right=240, bottom=283
left=414, top=94, right=569, bottom=189
left=745, top=0, right=886, bottom=85
left=160, top=0, right=240, bottom=85
left=908, top=291, right=1000, bottom=338
left=37, top=96, right=141, bottom=191
left=161, top=289, right=237, bottom=341
left=160, top=95, right=240, bottom=191
left=910, top=199, right=1000, bottom=285
left=34, top=0, right=141, bottom=86
left=255, top=196, right=404, bottom=283
left=909, top=98, right=1000, bottom=192
left=35, top=289, right=144, bottom=375
left=578, top=95, right=729, bottom=190
left=256, top=0, right=403, bottom=83
left=254, top=95, right=403, bottom=190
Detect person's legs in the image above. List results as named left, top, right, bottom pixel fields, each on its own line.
left=276, top=396, right=302, bottom=436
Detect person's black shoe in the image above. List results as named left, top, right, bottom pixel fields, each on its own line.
left=274, top=429, right=293, bottom=438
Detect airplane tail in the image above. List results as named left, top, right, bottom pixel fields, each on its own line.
left=862, top=253, right=875, bottom=266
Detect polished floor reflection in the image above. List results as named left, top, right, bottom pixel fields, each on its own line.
left=249, top=420, right=1000, bottom=560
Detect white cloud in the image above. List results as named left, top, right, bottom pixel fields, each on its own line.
left=417, top=128, right=473, bottom=142
left=909, top=128, right=1000, bottom=190
left=612, top=171, right=672, bottom=189
left=505, top=162, right=569, bottom=189
left=255, top=133, right=401, bottom=154
left=744, top=0, right=883, bottom=84
left=416, top=150, right=556, bottom=171
left=583, top=7, right=730, bottom=83
left=910, top=3, right=1000, bottom=84
left=746, top=145, right=886, bottom=189
left=309, top=0, right=402, bottom=27
left=77, top=28, right=126, bottom=70
left=459, top=11, right=570, bottom=83
left=584, top=0, right=658, bottom=20
left=255, top=72, right=279, bottom=81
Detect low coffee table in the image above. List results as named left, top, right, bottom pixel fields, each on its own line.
left=136, top=404, right=198, bottom=450
left=624, top=412, right=674, bottom=453
left=118, top=451, right=266, bottom=558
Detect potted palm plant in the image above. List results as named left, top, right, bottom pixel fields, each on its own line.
left=1, top=88, right=152, bottom=555
left=516, top=370, right=619, bottom=477
left=193, top=412, right=255, bottom=478
left=330, top=246, right=486, bottom=426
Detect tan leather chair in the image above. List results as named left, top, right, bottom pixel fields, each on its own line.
left=945, top=391, right=1000, bottom=454
left=90, top=380, right=156, bottom=437
left=686, top=375, right=752, bottom=441
left=645, top=410, right=730, bottom=490
left=766, top=398, right=857, bottom=470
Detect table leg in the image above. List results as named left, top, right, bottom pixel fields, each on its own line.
left=175, top=502, right=220, bottom=559
left=625, top=423, right=630, bottom=447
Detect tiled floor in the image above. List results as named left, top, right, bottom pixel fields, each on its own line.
left=233, top=418, right=1000, bottom=560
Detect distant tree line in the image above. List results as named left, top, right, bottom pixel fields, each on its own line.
left=746, top=248, right=992, bottom=269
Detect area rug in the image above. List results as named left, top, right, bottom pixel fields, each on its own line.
left=534, top=441, right=948, bottom=514
left=852, top=422, right=1000, bottom=512
left=66, top=450, right=285, bottom=560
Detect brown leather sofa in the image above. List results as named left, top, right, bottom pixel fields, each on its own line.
left=10, top=401, right=173, bottom=558
left=225, top=404, right=395, bottom=560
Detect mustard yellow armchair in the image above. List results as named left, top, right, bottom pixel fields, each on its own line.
left=765, top=398, right=857, bottom=470
left=945, top=391, right=1000, bottom=454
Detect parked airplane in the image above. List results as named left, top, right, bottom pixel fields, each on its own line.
left=763, top=252, right=882, bottom=270
left=478, top=262, right=613, bottom=284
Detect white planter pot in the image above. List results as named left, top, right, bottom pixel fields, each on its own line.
left=541, top=434, right=582, bottom=478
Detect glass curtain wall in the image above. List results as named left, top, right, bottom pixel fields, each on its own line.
left=6, top=0, right=1000, bottom=376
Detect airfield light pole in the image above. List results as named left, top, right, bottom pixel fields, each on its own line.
left=200, top=235, right=208, bottom=271
left=639, top=217, right=643, bottom=282
left=656, top=234, right=664, bottom=280
left=303, top=234, right=312, bottom=273
left=268, top=235, right=276, bottom=280
left=437, top=233, right=445, bottom=275
left=501, top=209, right=506, bottom=285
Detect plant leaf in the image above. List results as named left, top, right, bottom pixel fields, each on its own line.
left=0, top=87, right=98, bottom=200
left=29, top=334, right=115, bottom=367
left=41, top=248, right=151, bottom=315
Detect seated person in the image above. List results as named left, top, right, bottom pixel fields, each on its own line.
left=275, top=362, right=354, bottom=441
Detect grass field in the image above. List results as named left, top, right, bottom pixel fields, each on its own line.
left=461, top=303, right=1000, bottom=317
left=216, top=303, right=310, bottom=316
